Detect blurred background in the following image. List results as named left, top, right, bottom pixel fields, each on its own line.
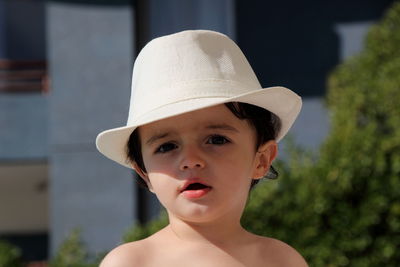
left=0, top=0, right=395, bottom=264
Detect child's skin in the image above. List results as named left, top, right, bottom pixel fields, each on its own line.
left=100, top=104, right=308, bottom=267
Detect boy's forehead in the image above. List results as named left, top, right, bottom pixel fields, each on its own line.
left=137, top=104, right=248, bottom=137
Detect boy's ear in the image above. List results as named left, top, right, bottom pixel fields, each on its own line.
left=252, top=140, right=278, bottom=179
left=131, top=162, right=154, bottom=193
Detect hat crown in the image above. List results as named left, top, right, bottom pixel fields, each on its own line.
left=128, top=30, right=261, bottom=124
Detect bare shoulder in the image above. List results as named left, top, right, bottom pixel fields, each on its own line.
left=257, top=236, right=308, bottom=267
left=99, top=239, right=150, bottom=267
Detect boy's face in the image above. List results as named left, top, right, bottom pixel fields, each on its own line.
left=134, top=104, right=277, bottom=223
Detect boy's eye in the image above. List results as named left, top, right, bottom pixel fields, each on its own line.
left=155, top=142, right=177, bottom=153
left=207, top=135, right=229, bottom=145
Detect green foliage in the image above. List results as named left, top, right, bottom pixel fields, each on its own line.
left=122, top=2, right=400, bottom=266
left=0, top=240, right=22, bottom=267
left=49, top=229, right=103, bottom=267
left=243, top=1, right=400, bottom=266
left=123, top=211, right=168, bottom=243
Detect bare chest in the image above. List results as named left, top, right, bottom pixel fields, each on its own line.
left=141, top=245, right=270, bottom=267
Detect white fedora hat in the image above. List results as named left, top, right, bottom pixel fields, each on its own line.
left=96, top=30, right=302, bottom=168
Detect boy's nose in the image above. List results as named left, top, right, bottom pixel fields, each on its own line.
left=179, top=147, right=206, bottom=170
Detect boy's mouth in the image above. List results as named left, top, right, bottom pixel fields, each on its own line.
left=181, top=182, right=211, bottom=192
left=184, top=183, right=209, bottom=190
left=180, top=181, right=212, bottom=199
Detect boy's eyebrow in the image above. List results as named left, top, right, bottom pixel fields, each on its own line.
left=145, top=124, right=238, bottom=145
left=145, top=132, right=170, bottom=145
left=206, top=123, right=239, bottom=132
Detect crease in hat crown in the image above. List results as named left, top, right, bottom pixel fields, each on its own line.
left=96, top=29, right=302, bottom=169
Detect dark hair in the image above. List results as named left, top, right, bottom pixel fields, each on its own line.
left=127, top=102, right=281, bottom=189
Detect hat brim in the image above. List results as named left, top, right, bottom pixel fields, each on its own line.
left=96, top=86, right=301, bottom=169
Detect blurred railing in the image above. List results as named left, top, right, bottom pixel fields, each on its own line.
left=0, top=59, right=48, bottom=93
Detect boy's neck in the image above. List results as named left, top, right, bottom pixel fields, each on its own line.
left=164, top=212, right=252, bottom=247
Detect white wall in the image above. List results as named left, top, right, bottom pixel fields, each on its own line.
left=46, top=2, right=136, bottom=255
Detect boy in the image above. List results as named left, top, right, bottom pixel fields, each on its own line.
left=96, top=30, right=308, bottom=266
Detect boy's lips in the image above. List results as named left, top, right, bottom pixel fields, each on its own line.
left=179, top=179, right=212, bottom=199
